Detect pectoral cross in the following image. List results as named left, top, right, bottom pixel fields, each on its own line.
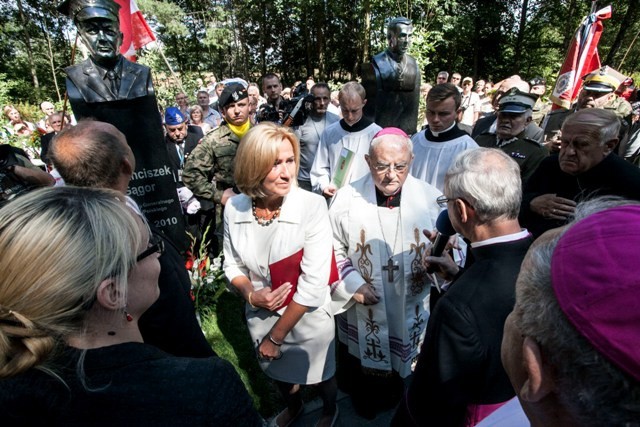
left=382, top=258, right=399, bottom=281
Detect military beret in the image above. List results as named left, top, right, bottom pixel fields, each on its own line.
left=164, top=107, right=186, bottom=126
left=218, top=83, right=248, bottom=109
left=498, top=87, right=538, bottom=114
left=57, top=0, right=120, bottom=23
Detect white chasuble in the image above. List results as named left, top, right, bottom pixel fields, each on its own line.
left=329, top=174, right=442, bottom=377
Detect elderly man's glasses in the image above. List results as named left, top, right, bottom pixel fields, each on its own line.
left=137, top=235, right=165, bottom=262
left=372, top=162, right=409, bottom=174
left=437, top=195, right=473, bottom=208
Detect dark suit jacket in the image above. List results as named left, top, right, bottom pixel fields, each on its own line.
left=520, top=153, right=640, bottom=237
left=165, top=126, right=203, bottom=186
left=65, top=56, right=153, bottom=103
left=394, top=237, right=533, bottom=427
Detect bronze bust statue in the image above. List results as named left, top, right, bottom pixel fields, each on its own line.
left=363, top=17, right=421, bottom=134
left=57, top=0, right=187, bottom=251
left=58, top=0, right=153, bottom=103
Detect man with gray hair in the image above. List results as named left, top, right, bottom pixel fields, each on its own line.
left=436, top=71, right=449, bottom=84
left=329, top=127, right=441, bottom=419
left=394, top=147, right=533, bottom=426
left=499, top=199, right=640, bottom=426
left=475, top=87, right=548, bottom=184
left=520, top=108, right=640, bottom=238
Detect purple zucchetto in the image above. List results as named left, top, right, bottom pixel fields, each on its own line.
left=551, top=205, right=640, bottom=382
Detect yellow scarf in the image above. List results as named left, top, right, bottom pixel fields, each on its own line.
left=227, top=121, right=250, bottom=139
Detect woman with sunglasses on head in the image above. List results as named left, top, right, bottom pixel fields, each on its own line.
left=224, top=122, right=338, bottom=427
left=0, top=186, right=263, bottom=426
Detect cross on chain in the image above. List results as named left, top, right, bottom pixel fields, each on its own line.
left=382, top=258, right=399, bottom=281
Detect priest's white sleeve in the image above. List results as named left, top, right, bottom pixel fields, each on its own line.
left=328, top=187, right=365, bottom=314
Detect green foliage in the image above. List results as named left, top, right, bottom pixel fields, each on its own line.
left=1, top=0, right=639, bottom=106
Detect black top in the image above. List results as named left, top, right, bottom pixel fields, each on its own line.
left=394, top=237, right=533, bottom=427
left=138, top=229, right=216, bottom=358
left=0, top=342, right=263, bottom=426
left=424, top=124, right=469, bottom=142
left=520, top=153, right=640, bottom=237
left=339, top=117, right=374, bottom=133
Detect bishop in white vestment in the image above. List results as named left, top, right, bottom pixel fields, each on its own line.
left=328, top=128, right=441, bottom=418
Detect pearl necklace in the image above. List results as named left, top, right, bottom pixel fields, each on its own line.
left=252, top=199, right=281, bottom=227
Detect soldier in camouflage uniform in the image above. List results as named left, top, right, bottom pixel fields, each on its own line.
left=182, top=83, right=251, bottom=254
left=541, top=70, right=633, bottom=152
left=475, top=88, right=548, bottom=185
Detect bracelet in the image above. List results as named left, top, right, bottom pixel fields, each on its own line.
left=248, top=291, right=256, bottom=308
left=268, top=333, right=283, bottom=346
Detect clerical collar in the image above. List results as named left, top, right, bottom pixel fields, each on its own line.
left=375, top=186, right=401, bottom=208
left=471, top=229, right=531, bottom=248
left=426, top=123, right=468, bottom=141
left=340, top=117, right=373, bottom=132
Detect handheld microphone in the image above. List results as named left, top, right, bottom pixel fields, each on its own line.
left=427, top=209, right=457, bottom=274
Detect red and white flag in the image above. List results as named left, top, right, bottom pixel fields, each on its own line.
left=550, top=5, right=612, bottom=110
left=115, top=0, right=156, bottom=61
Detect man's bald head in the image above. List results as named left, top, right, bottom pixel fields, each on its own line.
left=50, top=120, right=134, bottom=191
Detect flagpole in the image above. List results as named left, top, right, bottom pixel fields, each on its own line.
left=618, top=28, right=640, bottom=70
left=156, top=44, right=185, bottom=94
left=61, top=32, right=79, bottom=126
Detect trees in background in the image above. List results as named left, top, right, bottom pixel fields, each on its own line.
left=1, top=0, right=639, bottom=108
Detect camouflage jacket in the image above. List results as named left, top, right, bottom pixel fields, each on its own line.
left=182, top=124, right=243, bottom=203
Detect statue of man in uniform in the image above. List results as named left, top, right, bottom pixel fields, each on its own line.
left=58, top=0, right=153, bottom=103
left=57, top=0, right=187, bottom=251
left=363, top=17, right=421, bottom=135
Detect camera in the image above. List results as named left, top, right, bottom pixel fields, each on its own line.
left=256, top=83, right=315, bottom=127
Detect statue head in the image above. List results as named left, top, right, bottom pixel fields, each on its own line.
left=58, top=0, right=123, bottom=67
left=387, top=17, right=413, bottom=58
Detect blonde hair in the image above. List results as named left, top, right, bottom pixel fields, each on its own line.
left=0, top=187, right=140, bottom=378
left=234, top=122, right=299, bottom=198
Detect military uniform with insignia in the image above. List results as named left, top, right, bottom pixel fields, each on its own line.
left=541, top=68, right=633, bottom=143
left=475, top=88, right=548, bottom=184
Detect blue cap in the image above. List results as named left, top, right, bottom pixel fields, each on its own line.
left=165, top=107, right=186, bottom=126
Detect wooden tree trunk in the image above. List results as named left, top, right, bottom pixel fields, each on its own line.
left=16, top=0, right=41, bottom=99
left=604, top=0, right=637, bottom=66
left=512, top=0, right=529, bottom=73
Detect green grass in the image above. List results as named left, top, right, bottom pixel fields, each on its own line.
left=200, top=291, right=281, bottom=417
left=200, top=291, right=321, bottom=419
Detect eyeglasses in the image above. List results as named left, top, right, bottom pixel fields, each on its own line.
left=136, top=235, right=165, bottom=262
left=436, top=195, right=474, bottom=209
left=436, top=195, right=451, bottom=208
left=372, top=162, right=409, bottom=174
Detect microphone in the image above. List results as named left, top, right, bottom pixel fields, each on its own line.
left=426, top=209, right=457, bottom=274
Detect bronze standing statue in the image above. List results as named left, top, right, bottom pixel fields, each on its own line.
left=58, top=0, right=187, bottom=251
left=363, top=17, right=421, bottom=135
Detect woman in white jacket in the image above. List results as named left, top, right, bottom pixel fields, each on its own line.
left=223, top=122, right=338, bottom=427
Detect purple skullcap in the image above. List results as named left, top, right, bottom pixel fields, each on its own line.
left=373, top=127, right=409, bottom=139
left=551, top=205, right=640, bottom=381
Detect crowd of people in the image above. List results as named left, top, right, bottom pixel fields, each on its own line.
left=2, top=27, right=640, bottom=427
